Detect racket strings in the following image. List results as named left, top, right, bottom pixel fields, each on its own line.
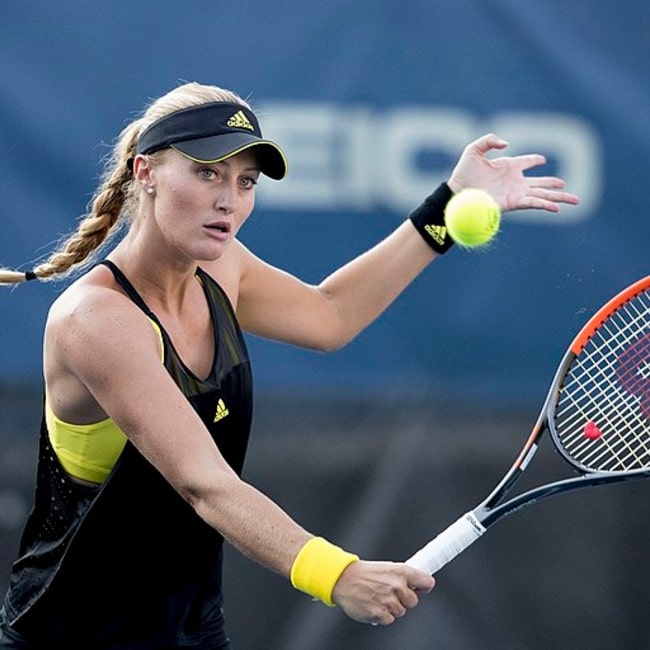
left=568, top=305, right=650, bottom=469
left=554, top=289, right=650, bottom=471
left=564, top=320, right=648, bottom=468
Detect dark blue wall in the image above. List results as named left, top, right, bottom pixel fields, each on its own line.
left=1, top=0, right=649, bottom=404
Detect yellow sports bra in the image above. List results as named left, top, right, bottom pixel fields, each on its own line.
left=46, top=402, right=127, bottom=485
left=46, top=319, right=164, bottom=485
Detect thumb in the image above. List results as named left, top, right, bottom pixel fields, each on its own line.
left=472, top=132, right=509, bottom=155
left=405, top=566, right=436, bottom=594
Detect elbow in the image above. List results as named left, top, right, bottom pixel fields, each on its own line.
left=179, top=480, right=231, bottom=531
left=177, top=481, right=211, bottom=516
left=308, top=289, right=359, bottom=352
left=309, top=309, right=357, bottom=352
left=179, top=482, right=203, bottom=511
left=323, top=337, right=351, bottom=353
left=309, top=331, right=353, bottom=353
left=174, top=465, right=238, bottom=521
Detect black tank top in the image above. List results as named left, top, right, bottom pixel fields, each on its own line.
left=3, top=261, right=253, bottom=648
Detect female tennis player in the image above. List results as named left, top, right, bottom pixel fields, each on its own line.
left=0, top=81, right=578, bottom=648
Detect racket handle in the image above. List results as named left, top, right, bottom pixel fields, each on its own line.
left=405, top=511, right=486, bottom=575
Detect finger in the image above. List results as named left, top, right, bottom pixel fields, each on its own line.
left=399, top=586, right=420, bottom=610
left=526, top=176, right=566, bottom=189
left=412, top=578, right=435, bottom=595
left=527, top=187, right=581, bottom=205
left=370, top=612, right=396, bottom=627
left=470, top=132, right=509, bottom=155
left=369, top=596, right=409, bottom=626
left=405, top=567, right=435, bottom=594
left=504, top=153, right=547, bottom=171
left=518, top=198, right=561, bottom=213
left=515, top=194, right=579, bottom=213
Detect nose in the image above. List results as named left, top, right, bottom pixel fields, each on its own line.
left=214, top=173, right=248, bottom=213
left=213, top=180, right=241, bottom=214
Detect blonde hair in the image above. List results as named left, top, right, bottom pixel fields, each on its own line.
left=0, top=82, right=250, bottom=285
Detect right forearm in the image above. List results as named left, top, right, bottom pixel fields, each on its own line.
left=186, top=471, right=434, bottom=624
left=188, top=474, right=312, bottom=577
left=188, top=474, right=358, bottom=607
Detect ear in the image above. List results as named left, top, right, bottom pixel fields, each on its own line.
left=132, top=155, right=154, bottom=186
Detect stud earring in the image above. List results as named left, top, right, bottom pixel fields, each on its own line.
left=147, top=187, right=155, bottom=195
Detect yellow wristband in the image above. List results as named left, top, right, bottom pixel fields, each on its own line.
left=290, top=537, right=359, bottom=607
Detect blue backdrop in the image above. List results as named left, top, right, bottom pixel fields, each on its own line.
left=1, top=0, right=649, bottom=405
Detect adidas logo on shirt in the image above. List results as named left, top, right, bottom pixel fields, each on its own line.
left=213, top=398, right=230, bottom=423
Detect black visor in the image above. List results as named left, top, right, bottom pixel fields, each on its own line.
left=135, top=102, right=287, bottom=180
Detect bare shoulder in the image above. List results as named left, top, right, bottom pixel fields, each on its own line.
left=44, top=266, right=163, bottom=423
left=46, top=266, right=160, bottom=373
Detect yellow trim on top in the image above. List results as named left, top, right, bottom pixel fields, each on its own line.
left=148, top=317, right=165, bottom=363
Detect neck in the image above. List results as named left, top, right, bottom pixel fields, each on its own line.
left=108, top=237, right=199, bottom=314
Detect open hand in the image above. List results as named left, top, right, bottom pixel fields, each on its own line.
left=448, top=133, right=580, bottom=213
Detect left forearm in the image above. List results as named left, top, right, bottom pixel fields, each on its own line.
left=317, top=220, right=436, bottom=348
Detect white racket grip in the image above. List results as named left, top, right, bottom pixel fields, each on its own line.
left=406, top=511, right=486, bottom=575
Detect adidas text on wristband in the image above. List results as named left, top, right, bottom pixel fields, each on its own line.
left=408, top=182, right=455, bottom=254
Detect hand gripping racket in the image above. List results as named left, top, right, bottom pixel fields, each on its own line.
left=407, top=276, right=650, bottom=575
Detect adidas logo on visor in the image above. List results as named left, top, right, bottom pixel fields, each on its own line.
left=226, top=110, right=254, bottom=131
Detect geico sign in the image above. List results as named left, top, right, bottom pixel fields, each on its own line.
left=256, top=103, right=601, bottom=223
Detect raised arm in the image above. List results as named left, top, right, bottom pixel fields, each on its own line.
left=236, top=133, right=579, bottom=350
left=235, top=219, right=433, bottom=351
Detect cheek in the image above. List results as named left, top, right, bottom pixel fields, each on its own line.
left=166, top=184, right=199, bottom=212
left=238, top=193, right=255, bottom=223
left=157, top=184, right=203, bottom=229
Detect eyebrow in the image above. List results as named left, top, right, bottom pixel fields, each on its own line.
left=206, top=158, right=261, bottom=173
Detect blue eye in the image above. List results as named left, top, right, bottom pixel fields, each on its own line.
left=240, top=176, right=258, bottom=189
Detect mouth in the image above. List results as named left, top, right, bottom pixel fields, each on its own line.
left=203, top=221, right=231, bottom=235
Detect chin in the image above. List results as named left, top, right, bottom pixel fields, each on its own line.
left=195, top=243, right=229, bottom=263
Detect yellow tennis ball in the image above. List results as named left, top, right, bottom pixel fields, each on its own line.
left=444, top=189, right=501, bottom=248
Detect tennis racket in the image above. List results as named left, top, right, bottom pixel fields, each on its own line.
left=407, top=276, right=650, bottom=575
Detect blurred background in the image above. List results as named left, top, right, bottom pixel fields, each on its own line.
left=1, top=1, right=649, bottom=648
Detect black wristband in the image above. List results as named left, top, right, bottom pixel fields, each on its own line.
left=408, top=182, right=455, bottom=254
